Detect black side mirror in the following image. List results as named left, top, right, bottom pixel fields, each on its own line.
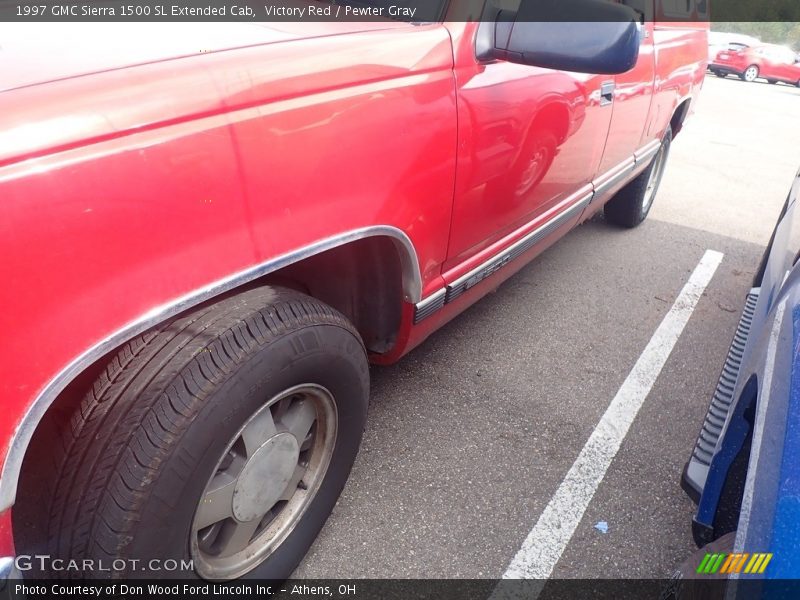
left=477, top=0, right=641, bottom=75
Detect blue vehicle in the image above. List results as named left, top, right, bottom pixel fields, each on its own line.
left=680, top=167, right=800, bottom=583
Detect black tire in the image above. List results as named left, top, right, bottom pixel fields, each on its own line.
left=604, top=126, right=672, bottom=228
left=713, top=71, right=726, bottom=78
left=44, top=286, right=369, bottom=580
left=767, top=79, right=778, bottom=84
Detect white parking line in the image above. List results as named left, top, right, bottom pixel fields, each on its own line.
left=502, top=249, right=724, bottom=580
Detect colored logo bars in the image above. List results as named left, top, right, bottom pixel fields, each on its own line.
left=697, top=553, right=773, bottom=575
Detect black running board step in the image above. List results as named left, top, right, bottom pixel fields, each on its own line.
left=681, top=288, right=760, bottom=503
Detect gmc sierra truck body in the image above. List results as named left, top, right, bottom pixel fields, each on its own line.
left=0, top=1, right=707, bottom=580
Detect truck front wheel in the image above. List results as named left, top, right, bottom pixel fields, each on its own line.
left=45, top=286, right=369, bottom=580
left=604, top=126, right=672, bottom=228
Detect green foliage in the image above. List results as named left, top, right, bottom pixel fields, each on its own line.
left=711, top=0, right=800, bottom=21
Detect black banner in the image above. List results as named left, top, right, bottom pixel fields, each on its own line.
left=2, top=579, right=800, bottom=600
left=0, top=0, right=799, bottom=22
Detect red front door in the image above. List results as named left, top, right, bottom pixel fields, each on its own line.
left=442, top=23, right=614, bottom=270
left=597, top=21, right=657, bottom=173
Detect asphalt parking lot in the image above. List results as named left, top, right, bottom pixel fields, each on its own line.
left=294, top=75, right=800, bottom=579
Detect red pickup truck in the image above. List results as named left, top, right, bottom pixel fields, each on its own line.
left=0, top=1, right=707, bottom=581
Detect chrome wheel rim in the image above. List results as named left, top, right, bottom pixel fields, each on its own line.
left=745, top=66, right=758, bottom=81
left=191, top=384, right=337, bottom=580
left=642, top=143, right=667, bottom=213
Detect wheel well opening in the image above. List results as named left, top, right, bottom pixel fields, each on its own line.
left=12, top=234, right=404, bottom=552
left=670, top=99, right=691, bottom=138
left=12, top=235, right=405, bottom=550
left=256, top=236, right=404, bottom=355
left=13, top=363, right=99, bottom=558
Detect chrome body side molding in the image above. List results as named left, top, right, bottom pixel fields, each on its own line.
left=0, top=226, right=422, bottom=512
left=592, top=157, right=636, bottom=198
left=634, top=139, right=662, bottom=165
left=445, top=190, right=592, bottom=304
left=414, top=188, right=592, bottom=322
left=413, top=288, right=446, bottom=324
left=413, top=137, right=663, bottom=323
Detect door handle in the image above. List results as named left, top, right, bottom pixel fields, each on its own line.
left=600, top=81, right=615, bottom=106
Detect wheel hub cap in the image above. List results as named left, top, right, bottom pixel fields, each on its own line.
left=232, top=433, right=299, bottom=522
left=191, top=384, right=337, bottom=581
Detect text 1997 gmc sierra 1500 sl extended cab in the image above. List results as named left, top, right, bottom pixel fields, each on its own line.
left=0, top=0, right=708, bottom=581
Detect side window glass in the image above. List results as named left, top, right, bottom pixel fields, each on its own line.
left=659, top=0, right=692, bottom=18
left=657, top=0, right=707, bottom=18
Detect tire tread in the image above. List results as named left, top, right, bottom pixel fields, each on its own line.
left=604, top=126, right=672, bottom=228
left=45, top=287, right=361, bottom=575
